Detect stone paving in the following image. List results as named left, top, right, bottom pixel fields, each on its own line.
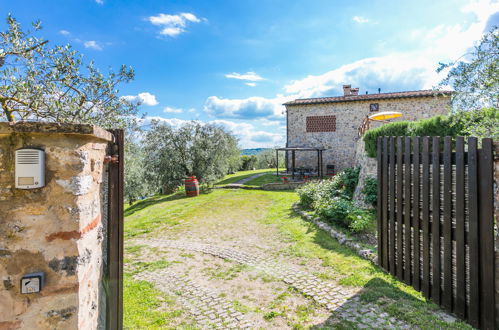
left=135, top=269, right=252, bottom=329
left=133, top=238, right=411, bottom=328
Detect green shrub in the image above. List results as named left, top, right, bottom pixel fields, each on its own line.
left=363, top=108, right=499, bottom=158
left=407, top=115, right=459, bottom=137
left=296, top=181, right=319, bottom=209
left=297, top=168, right=360, bottom=209
left=315, top=196, right=353, bottom=228
left=337, top=167, right=360, bottom=199
left=450, top=107, right=499, bottom=140
left=297, top=168, right=375, bottom=234
left=363, top=121, right=411, bottom=157
left=362, top=177, right=378, bottom=207
left=347, top=207, right=375, bottom=233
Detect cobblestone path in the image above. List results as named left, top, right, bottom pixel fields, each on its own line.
left=135, top=269, right=252, bottom=329
left=133, top=238, right=410, bottom=329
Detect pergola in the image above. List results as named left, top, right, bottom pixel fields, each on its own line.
left=275, top=147, right=327, bottom=179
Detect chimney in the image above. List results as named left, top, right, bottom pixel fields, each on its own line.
left=343, top=84, right=351, bottom=96
left=350, top=88, right=359, bottom=96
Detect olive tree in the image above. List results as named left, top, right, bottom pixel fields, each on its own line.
left=438, top=26, right=498, bottom=110
left=143, top=120, right=240, bottom=193
left=124, top=129, right=152, bottom=204
left=0, top=15, right=138, bottom=127
left=256, top=149, right=285, bottom=169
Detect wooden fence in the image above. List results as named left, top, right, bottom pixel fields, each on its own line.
left=377, top=136, right=495, bottom=329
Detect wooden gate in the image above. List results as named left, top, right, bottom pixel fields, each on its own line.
left=376, top=136, right=495, bottom=329
left=107, top=129, right=124, bottom=330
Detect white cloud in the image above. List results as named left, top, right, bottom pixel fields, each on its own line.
left=148, top=12, right=203, bottom=37
left=204, top=95, right=291, bottom=119
left=138, top=116, right=192, bottom=128
left=353, top=16, right=369, bottom=24
left=122, top=92, right=159, bottom=106
left=163, top=106, right=184, bottom=114
left=84, top=40, right=103, bottom=50
left=209, top=120, right=284, bottom=148
left=245, top=82, right=257, bottom=87
left=284, top=1, right=499, bottom=98
left=95, top=0, right=104, bottom=4
left=59, top=30, right=70, bottom=36
left=225, top=71, right=265, bottom=82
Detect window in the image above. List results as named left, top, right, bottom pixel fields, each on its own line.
left=370, top=103, right=379, bottom=112
left=306, top=115, right=336, bottom=132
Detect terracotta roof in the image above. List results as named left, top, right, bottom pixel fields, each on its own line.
left=283, top=90, right=452, bottom=106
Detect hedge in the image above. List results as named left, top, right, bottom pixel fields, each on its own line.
left=363, top=108, right=498, bottom=158
left=362, top=121, right=411, bottom=158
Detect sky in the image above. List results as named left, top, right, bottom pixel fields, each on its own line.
left=1, top=0, right=498, bottom=148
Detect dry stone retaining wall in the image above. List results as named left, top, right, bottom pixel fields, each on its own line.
left=0, top=122, right=112, bottom=330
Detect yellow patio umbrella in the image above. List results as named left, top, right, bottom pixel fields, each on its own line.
left=368, top=111, right=402, bottom=121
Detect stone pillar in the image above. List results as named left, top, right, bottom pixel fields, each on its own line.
left=0, top=122, right=112, bottom=330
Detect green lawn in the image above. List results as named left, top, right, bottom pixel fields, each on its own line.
left=244, top=173, right=283, bottom=187
left=215, top=168, right=284, bottom=186
left=124, top=186, right=470, bottom=329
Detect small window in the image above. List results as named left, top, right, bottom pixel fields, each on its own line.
left=306, top=116, right=336, bottom=132
left=370, top=103, right=379, bottom=112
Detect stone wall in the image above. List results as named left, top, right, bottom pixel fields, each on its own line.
left=285, top=95, right=450, bottom=172
left=352, top=138, right=377, bottom=207
left=0, top=122, right=112, bottom=330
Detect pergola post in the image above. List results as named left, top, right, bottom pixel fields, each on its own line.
left=276, top=149, right=279, bottom=177
left=292, top=150, right=296, bottom=180
left=320, top=150, right=324, bottom=178
left=317, top=150, right=320, bottom=178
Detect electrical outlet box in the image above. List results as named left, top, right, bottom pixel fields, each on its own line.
left=20, top=272, right=45, bottom=294
left=15, top=149, right=45, bottom=189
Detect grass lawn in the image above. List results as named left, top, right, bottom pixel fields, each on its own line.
left=215, top=168, right=284, bottom=186
left=244, top=173, right=283, bottom=187
left=123, top=182, right=470, bottom=329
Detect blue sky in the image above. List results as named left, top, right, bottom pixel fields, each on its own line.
left=2, top=0, right=498, bottom=148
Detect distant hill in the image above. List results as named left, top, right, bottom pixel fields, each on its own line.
left=241, top=148, right=270, bottom=155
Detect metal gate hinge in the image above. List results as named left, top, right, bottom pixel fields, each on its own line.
left=104, top=154, right=119, bottom=164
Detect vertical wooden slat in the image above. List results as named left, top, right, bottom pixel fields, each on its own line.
left=442, top=136, right=452, bottom=310
left=396, top=137, right=404, bottom=280
left=377, top=138, right=383, bottom=267
left=421, top=137, right=431, bottom=299
left=478, top=138, right=495, bottom=329
left=382, top=137, right=389, bottom=269
left=454, top=136, right=466, bottom=318
left=107, top=129, right=124, bottom=330
left=412, top=137, right=421, bottom=291
left=403, top=137, right=411, bottom=284
left=431, top=136, right=441, bottom=304
left=467, top=137, right=479, bottom=327
left=389, top=137, right=396, bottom=276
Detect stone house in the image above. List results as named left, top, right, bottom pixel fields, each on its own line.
left=283, top=85, right=452, bottom=173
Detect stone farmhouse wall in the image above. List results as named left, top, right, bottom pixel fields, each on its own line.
left=0, top=122, right=112, bottom=330
left=285, top=95, right=451, bottom=172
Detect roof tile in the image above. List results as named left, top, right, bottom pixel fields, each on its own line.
left=283, top=89, right=452, bottom=106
